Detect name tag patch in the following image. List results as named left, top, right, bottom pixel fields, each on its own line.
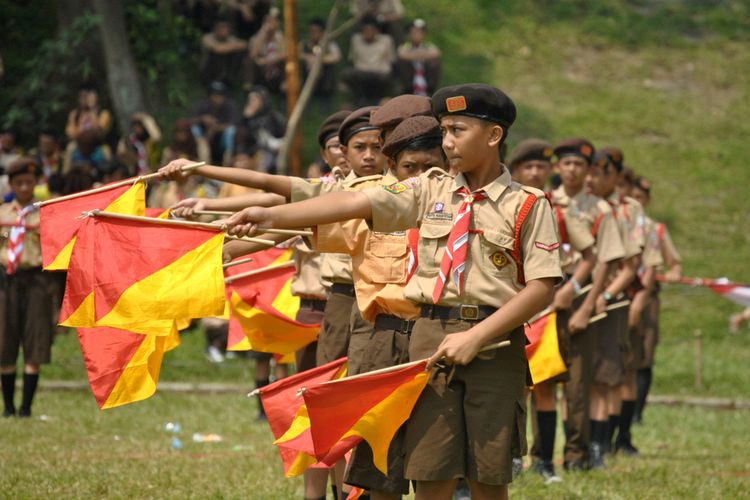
left=425, top=212, right=454, bottom=222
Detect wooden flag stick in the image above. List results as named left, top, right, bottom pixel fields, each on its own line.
left=588, top=312, right=608, bottom=324
left=194, top=211, right=314, bottom=237
left=222, top=257, right=253, bottom=269
left=605, top=299, right=631, bottom=311
left=193, top=210, right=234, bottom=216
left=224, top=234, right=279, bottom=246
left=35, top=162, right=205, bottom=207
left=224, top=260, right=295, bottom=283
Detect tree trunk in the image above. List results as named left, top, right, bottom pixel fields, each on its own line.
left=90, top=0, right=147, bottom=134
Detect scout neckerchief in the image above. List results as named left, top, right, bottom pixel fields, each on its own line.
left=413, top=61, right=428, bottom=96
left=406, top=228, right=420, bottom=282
left=432, top=187, right=487, bottom=303
left=129, top=133, right=149, bottom=175
left=6, top=204, right=36, bottom=275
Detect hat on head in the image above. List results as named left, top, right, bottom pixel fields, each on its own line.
left=7, top=157, right=41, bottom=179
left=600, top=146, right=624, bottom=171
left=553, top=138, right=595, bottom=164
left=510, top=138, right=554, bottom=167
left=382, top=116, right=441, bottom=159
left=371, top=95, right=432, bottom=133
left=431, top=83, right=516, bottom=129
left=317, top=109, right=351, bottom=147
left=338, top=106, right=379, bottom=145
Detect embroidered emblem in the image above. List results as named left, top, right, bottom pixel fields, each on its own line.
left=384, top=182, right=408, bottom=194
left=535, top=241, right=560, bottom=252
left=543, top=147, right=554, bottom=159
left=580, top=144, right=593, bottom=156
left=434, top=202, right=444, bottom=213
left=491, top=251, right=509, bottom=269
left=446, top=96, right=467, bottom=113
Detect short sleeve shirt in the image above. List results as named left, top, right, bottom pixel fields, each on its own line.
left=290, top=237, right=330, bottom=299
left=0, top=200, right=42, bottom=268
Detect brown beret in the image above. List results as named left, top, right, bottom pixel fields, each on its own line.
left=338, top=106, right=379, bottom=145
left=553, top=138, right=595, bottom=164
left=432, top=83, right=516, bottom=128
left=510, top=138, right=554, bottom=167
left=6, top=157, right=41, bottom=179
left=370, top=95, right=432, bottom=132
left=317, top=109, right=351, bottom=147
left=600, top=146, right=624, bottom=171
left=382, top=116, right=441, bottom=159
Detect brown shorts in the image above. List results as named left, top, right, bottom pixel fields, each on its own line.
left=316, top=291, right=356, bottom=366
left=0, top=269, right=54, bottom=366
left=345, top=315, right=411, bottom=494
left=625, top=324, right=643, bottom=371
left=592, top=305, right=629, bottom=386
left=639, top=294, right=660, bottom=369
left=344, top=301, right=375, bottom=375
left=294, top=301, right=326, bottom=372
left=404, top=319, right=527, bottom=485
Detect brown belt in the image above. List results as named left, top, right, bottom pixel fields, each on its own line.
left=374, top=314, right=415, bottom=334
left=420, top=304, right=498, bottom=322
left=299, top=298, right=327, bottom=312
left=330, top=283, right=356, bottom=297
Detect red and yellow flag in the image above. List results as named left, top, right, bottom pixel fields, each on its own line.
left=60, top=216, right=225, bottom=335
left=226, top=248, right=319, bottom=357
left=77, top=325, right=180, bottom=409
left=40, top=181, right=145, bottom=270
left=297, top=360, right=429, bottom=475
left=525, top=311, right=567, bottom=385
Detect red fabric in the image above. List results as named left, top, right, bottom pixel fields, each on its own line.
left=406, top=228, right=420, bottom=282
left=6, top=205, right=34, bottom=274
left=554, top=205, right=569, bottom=244
left=59, top=218, right=97, bottom=322
left=510, top=194, right=538, bottom=285
left=524, top=312, right=552, bottom=359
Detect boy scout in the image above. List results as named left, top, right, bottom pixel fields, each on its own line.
left=510, top=139, right=597, bottom=483
left=222, top=83, right=562, bottom=500
left=550, top=139, right=626, bottom=471
left=585, top=149, right=644, bottom=466
left=630, top=175, right=682, bottom=424
left=315, top=116, right=445, bottom=498
left=0, top=158, right=53, bottom=418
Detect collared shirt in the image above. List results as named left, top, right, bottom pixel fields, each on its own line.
left=551, top=186, right=625, bottom=271
left=290, top=237, right=329, bottom=300
left=363, top=166, right=562, bottom=308
left=657, top=221, right=682, bottom=268
left=608, top=193, right=645, bottom=260
left=315, top=172, right=420, bottom=322
left=349, top=33, right=396, bottom=74
left=0, top=199, right=42, bottom=269
left=641, top=215, right=665, bottom=269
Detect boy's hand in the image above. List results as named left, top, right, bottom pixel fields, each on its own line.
left=170, top=198, right=205, bottom=218
left=568, top=305, right=592, bottom=333
left=551, top=284, right=574, bottom=311
left=426, top=330, right=482, bottom=369
left=218, top=206, right=273, bottom=237
left=158, top=158, right=198, bottom=181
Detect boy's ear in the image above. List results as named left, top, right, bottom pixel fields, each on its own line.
left=387, top=158, right=396, bottom=170
left=487, top=125, right=503, bottom=147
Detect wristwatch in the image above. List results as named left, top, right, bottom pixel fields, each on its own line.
left=602, top=291, right=614, bottom=302
left=570, top=277, right=582, bottom=295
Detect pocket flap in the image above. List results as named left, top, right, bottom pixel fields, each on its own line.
left=482, top=229, right=515, bottom=250
left=419, top=222, right=452, bottom=239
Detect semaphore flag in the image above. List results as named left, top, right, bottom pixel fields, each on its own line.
left=525, top=311, right=567, bottom=385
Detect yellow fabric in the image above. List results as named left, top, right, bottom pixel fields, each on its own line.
left=275, top=404, right=311, bottom=444
left=164, top=323, right=182, bottom=352
left=529, top=312, right=567, bottom=384
left=340, top=371, right=429, bottom=475
left=46, top=237, right=76, bottom=271
left=102, top=334, right=165, bottom=409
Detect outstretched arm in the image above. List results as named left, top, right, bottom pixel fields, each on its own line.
left=170, top=192, right=287, bottom=218
left=221, top=191, right=372, bottom=237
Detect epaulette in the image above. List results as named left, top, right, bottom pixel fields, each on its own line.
left=595, top=198, right=614, bottom=214
left=423, top=166, right=452, bottom=179
left=518, top=183, right=545, bottom=198
left=344, top=173, right=384, bottom=190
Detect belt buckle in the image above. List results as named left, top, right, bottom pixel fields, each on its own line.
left=459, top=304, right=479, bottom=321
left=401, top=320, right=412, bottom=333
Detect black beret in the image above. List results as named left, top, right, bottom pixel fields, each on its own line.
left=553, top=138, right=595, bottom=164
left=510, top=139, right=554, bottom=167
left=317, top=109, right=351, bottom=147
left=6, top=157, right=42, bottom=179
left=600, top=146, right=624, bottom=171
left=338, top=106, right=379, bottom=145
left=591, top=150, right=613, bottom=171
left=431, top=83, right=516, bottom=128
left=382, top=116, right=441, bottom=159
left=370, top=95, right=432, bottom=132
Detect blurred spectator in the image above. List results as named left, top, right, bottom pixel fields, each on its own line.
left=99, top=160, right=132, bottom=185
left=228, top=0, right=272, bottom=39
left=28, top=131, right=64, bottom=200
left=350, top=0, right=405, bottom=45
left=0, top=129, right=23, bottom=172
left=64, top=83, right=112, bottom=142
left=185, top=0, right=224, bottom=33
left=235, top=85, right=286, bottom=172
left=190, top=81, right=239, bottom=165
left=161, top=119, right=211, bottom=165
left=218, top=152, right=260, bottom=198
left=299, top=18, right=342, bottom=113
left=342, top=17, right=396, bottom=105
left=116, top=112, right=163, bottom=175
left=148, top=173, right=207, bottom=209
left=63, top=127, right=112, bottom=180
left=305, top=158, right=328, bottom=178
left=397, top=19, right=441, bottom=96
left=60, top=162, right=95, bottom=196
left=246, top=10, right=285, bottom=95
left=200, top=18, right=247, bottom=85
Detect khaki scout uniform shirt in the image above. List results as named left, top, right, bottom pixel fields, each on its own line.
left=657, top=222, right=682, bottom=268
left=290, top=237, right=330, bottom=300
left=551, top=186, right=625, bottom=274
left=363, top=167, right=562, bottom=308
left=315, top=172, right=421, bottom=323
left=641, top=216, right=664, bottom=269
left=0, top=200, right=42, bottom=269
left=608, top=194, right=645, bottom=260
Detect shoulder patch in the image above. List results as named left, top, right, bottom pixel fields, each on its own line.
left=384, top=182, right=408, bottom=194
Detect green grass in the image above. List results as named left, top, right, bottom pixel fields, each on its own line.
left=1, top=390, right=748, bottom=499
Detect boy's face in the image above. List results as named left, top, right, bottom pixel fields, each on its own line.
left=557, top=155, right=588, bottom=192
left=586, top=163, right=617, bottom=198
left=511, top=159, right=551, bottom=190
left=391, top=147, right=445, bottom=181
left=10, top=173, right=37, bottom=205
left=321, top=136, right=348, bottom=173
left=232, top=153, right=255, bottom=170
left=341, top=129, right=385, bottom=177
left=631, top=186, right=650, bottom=208
left=409, top=26, right=425, bottom=45
left=308, top=24, right=323, bottom=43
left=440, top=116, right=501, bottom=174
left=214, top=21, right=230, bottom=40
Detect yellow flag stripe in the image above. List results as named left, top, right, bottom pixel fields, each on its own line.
left=529, top=312, right=567, bottom=384
left=101, top=334, right=165, bottom=409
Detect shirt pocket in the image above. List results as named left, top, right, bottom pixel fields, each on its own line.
left=478, top=229, right=517, bottom=279
left=417, top=222, right=452, bottom=277
left=361, top=232, right=409, bottom=284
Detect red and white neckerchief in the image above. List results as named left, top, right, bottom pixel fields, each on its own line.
left=6, top=204, right=36, bottom=275
left=412, top=61, right=428, bottom=96
left=406, top=228, right=420, bottom=282
left=432, top=187, right=487, bottom=303
left=129, top=133, right=148, bottom=175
